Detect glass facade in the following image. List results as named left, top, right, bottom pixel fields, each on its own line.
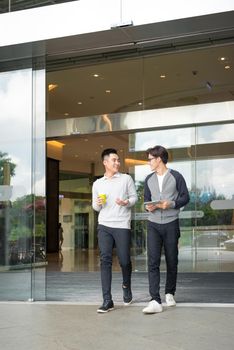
left=130, top=123, right=234, bottom=272
left=48, top=43, right=234, bottom=278
left=55, top=120, right=234, bottom=275
left=0, top=0, right=76, bottom=13
left=0, top=58, right=46, bottom=300
left=0, top=4, right=234, bottom=300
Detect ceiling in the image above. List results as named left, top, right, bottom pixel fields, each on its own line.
left=59, top=133, right=131, bottom=165
left=47, top=43, right=234, bottom=173
left=45, top=11, right=234, bottom=173
left=47, top=43, right=234, bottom=122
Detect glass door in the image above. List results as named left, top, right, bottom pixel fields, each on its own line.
left=129, top=123, right=234, bottom=273
left=0, top=56, right=46, bottom=300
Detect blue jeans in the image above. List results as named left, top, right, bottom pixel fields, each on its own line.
left=147, top=219, right=180, bottom=303
left=97, top=224, right=132, bottom=301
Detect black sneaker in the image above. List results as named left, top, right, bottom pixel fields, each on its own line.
left=122, top=285, right=133, bottom=305
left=97, top=300, right=114, bottom=313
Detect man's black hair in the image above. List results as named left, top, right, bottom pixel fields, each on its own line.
left=101, top=148, right=118, bottom=161
left=146, top=145, right=168, bottom=164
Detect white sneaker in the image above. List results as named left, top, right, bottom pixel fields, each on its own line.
left=142, top=300, right=163, bottom=314
left=165, top=293, right=176, bottom=307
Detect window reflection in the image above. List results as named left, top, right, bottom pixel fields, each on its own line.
left=129, top=123, right=234, bottom=272
left=0, top=67, right=46, bottom=300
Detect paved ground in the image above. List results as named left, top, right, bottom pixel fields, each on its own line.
left=0, top=303, right=234, bottom=350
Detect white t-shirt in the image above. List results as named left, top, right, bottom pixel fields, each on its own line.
left=157, top=170, right=168, bottom=192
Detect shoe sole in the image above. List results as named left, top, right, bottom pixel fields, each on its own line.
left=142, top=309, right=163, bottom=314
left=97, top=307, right=114, bottom=313
left=166, top=303, right=176, bottom=307
left=142, top=310, right=162, bottom=315
left=123, top=299, right=133, bottom=306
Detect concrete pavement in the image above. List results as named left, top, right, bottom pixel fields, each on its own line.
left=0, top=302, right=234, bottom=350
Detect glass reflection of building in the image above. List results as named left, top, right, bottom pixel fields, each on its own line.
left=0, top=0, right=234, bottom=301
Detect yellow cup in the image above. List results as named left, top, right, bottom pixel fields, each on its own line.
left=99, top=193, right=107, bottom=204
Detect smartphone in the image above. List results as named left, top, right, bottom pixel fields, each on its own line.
left=144, top=200, right=161, bottom=206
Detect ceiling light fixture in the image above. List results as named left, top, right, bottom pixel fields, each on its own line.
left=125, top=158, right=148, bottom=166
left=224, top=65, right=231, bottom=70
left=46, top=140, right=65, bottom=148
left=77, top=101, right=82, bottom=105
left=48, top=84, right=58, bottom=91
left=93, top=74, right=99, bottom=78
left=105, top=90, right=111, bottom=93
left=160, top=74, right=166, bottom=79
left=219, top=57, right=226, bottom=61
left=138, top=102, right=143, bottom=106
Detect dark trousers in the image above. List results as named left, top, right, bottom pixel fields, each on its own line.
left=97, top=224, right=132, bottom=301
left=147, top=219, right=180, bottom=303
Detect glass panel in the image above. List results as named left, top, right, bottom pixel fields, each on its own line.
left=47, top=58, right=144, bottom=120
left=31, top=62, right=46, bottom=301
left=0, top=67, right=33, bottom=300
left=0, top=1, right=77, bottom=13
left=143, top=45, right=234, bottom=110
left=195, top=123, right=234, bottom=272
left=47, top=43, right=234, bottom=125
left=129, top=122, right=234, bottom=272
left=0, top=58, right=46, bottom=300
left=129, top=128, right=195, bottom=272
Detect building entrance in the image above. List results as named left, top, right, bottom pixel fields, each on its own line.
left=45, top=125, right=234, bottom=302
left=46, top=125, right=234, bottom=275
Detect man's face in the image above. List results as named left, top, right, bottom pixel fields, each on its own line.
left=103, top=153, right=120, bottom=174
left=148, top=155, right=161, bottom=172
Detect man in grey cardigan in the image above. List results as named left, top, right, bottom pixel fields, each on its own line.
left=92, top=148, right=137, bottom=313
left=143, top=145, right=189, bottom=314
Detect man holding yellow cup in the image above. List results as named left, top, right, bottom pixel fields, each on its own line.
left=92, top=148, right=137, bottom=313
left=98, top=193, right=107, bottom=205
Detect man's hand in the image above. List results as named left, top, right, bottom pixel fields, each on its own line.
left=146, top=200, right=170, bottom=211
left=156, top=200, right=171, bottom=210
left=145, top=203, right=159, bottom=212
left=96, top=197, right=105, bottom=206
left=116, top=198, right=129, bottom=206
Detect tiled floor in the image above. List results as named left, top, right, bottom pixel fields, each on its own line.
left=0, top=248, right=234, bottom=302
left=46, top=247, right=234, bottom=273
left=45, top=248, right=234, bottom=303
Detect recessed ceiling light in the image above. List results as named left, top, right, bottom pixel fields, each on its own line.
left=105, top=90, right=111, bottom=93
left=100, top=145, right=104, bottom=148
left=219, top=57, right=226, bottom=61
left=48, top=84, right=58, bottom=91
left=224, top=65, right=231, bottom=70
left=138, top=102, right=143, bottom=106
left=77, top=101, right=82, bottom=105
left=160, top=74, right=166, bottom=79
left=93, top=74, right=99, bottom=78
left=64, top=113, right=69, bottom=116
left=84, top=138, right=88, bottom=142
